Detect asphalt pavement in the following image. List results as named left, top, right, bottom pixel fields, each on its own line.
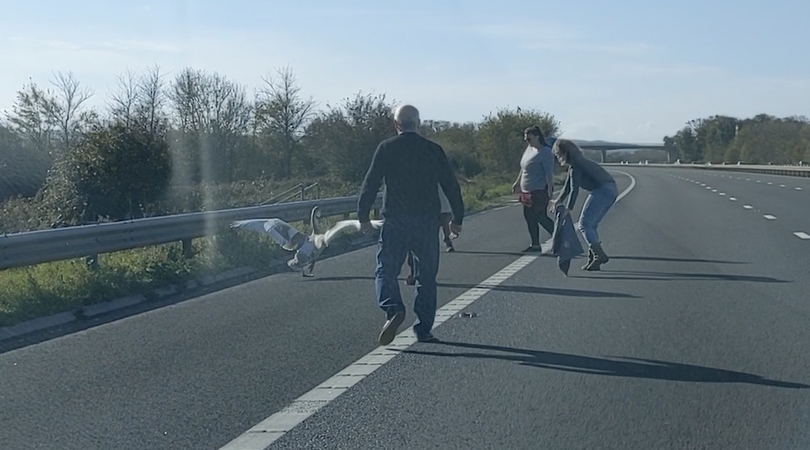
left=2, top=167, right=809, bottom=450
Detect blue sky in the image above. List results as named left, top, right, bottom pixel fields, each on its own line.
left=1, top=0, right=807, bottom=143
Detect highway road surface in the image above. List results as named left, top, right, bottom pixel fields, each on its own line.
left=2, top=167, right=809, bottom=450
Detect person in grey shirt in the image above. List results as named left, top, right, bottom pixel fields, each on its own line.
left=512, top=125, right=556, bottom=252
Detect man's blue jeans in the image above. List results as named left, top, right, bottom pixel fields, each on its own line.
left=375, top=214, right=440, bottom=339
left=577, top=182, right=618, bottom=245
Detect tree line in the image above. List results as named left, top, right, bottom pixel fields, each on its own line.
left=663, top=114, right=810, bottom=165
left=5, top=65, right=804, bottom=231
left=0, top=66, right=560, bottom=229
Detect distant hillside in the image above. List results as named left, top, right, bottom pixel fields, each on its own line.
left=0, top=147, right=49, bottom=202
left=569, top=138, right=662, bottom=149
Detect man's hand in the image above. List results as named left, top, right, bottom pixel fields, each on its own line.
left=449, top=222, right=462, bottom=239
left=359, top=221, right=374, bottom=235
left=547, top=199, right=557, bottom=215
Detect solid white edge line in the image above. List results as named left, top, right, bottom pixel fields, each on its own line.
left=219, top=171, right=639, bottom=449
left=217, top=256, right=538, bottom=450
left=611, top=170, right=637, bottom=203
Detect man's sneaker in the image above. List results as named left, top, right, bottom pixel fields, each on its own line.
left=524, top=245, right=540, bottom=252
left=417, top=333, right=440, bottom=343
left=445, top=239, right=455, bottom=252
left=378, top=311, right=405, bottom=346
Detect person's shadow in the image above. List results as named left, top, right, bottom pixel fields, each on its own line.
left=403, top=341, right=808, bottom=389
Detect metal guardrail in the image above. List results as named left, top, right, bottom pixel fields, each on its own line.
left=602, top=162, right=810, bottom=177
left=0, top=194, right=382, bottom=271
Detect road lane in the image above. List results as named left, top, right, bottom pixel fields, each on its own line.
left=265, top=167, right=810, bottom=450
left=0, top=172, right=632, bottom=450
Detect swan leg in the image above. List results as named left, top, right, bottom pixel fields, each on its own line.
left=302, top=259, right=315, bottom=277
left=405, top=252, right=419, bottom=285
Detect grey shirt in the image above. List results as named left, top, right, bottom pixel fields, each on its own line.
left=519, top=145, right=555, bottom=192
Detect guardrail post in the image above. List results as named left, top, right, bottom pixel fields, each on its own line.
left=182, top=239, right=194, bottom=258
left=300, top=183, right=305, bottom=201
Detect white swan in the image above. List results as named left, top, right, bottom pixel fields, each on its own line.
left=230, top=206, right=383, bottom=277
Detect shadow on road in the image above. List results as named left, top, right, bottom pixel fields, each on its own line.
left=581, top=270, right=789, bottom=283
left=404, top=341, right=809, bottom=389
left=310, top=277, right=639, bottom=299
left=607, top=255, right=748, bottom=265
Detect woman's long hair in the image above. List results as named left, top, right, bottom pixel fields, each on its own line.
left=553, top=138, right=583, bottom=164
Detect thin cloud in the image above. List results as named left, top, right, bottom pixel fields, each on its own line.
left=470, top=22, right=581, bottom=41
left=12, top=37, right=183, bottom=54
left=590, top=61, right=726, bottom=78
left=522, top=41, right=656, bottom=54
left=465, top=21, right=654, bottom=55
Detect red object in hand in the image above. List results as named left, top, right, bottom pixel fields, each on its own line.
left=518, top=192, right=532, bottom=207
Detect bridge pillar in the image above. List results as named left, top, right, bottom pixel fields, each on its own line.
left=601, top=149, right=607, bottom=163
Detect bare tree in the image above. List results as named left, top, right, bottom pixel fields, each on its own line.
left=169, top=68, right=254, bottom=182
left=256, top=66, right=316, bottom=178
left=110, top=69, right=139, bottom=128
left=136, top=65, right=168, bottom=136
left=110, top=66, right=169, bottom=134
left=50, top=71, right=94, bottom=153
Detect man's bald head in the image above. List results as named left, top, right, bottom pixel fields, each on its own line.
left=394, top=104, right=420, bottom=132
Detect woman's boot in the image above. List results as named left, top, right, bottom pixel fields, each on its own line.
left=584, top=242, right=609, bottom=271
left=581, top=248, right=595, bottom=270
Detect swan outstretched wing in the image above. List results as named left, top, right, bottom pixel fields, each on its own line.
left=322, top=219, right=384, bottom=245
left=230, top=218, right=307, bottom=251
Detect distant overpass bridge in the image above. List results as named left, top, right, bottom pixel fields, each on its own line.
left=575, top=141, right=667, bottom=163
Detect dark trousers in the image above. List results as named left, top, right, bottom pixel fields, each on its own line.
left=375, top=214, right=440, bottom=338
left=522, top=190, right=554, bottom=246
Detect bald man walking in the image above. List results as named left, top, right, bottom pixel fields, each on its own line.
left=358, top=104, right=464, bottom=345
